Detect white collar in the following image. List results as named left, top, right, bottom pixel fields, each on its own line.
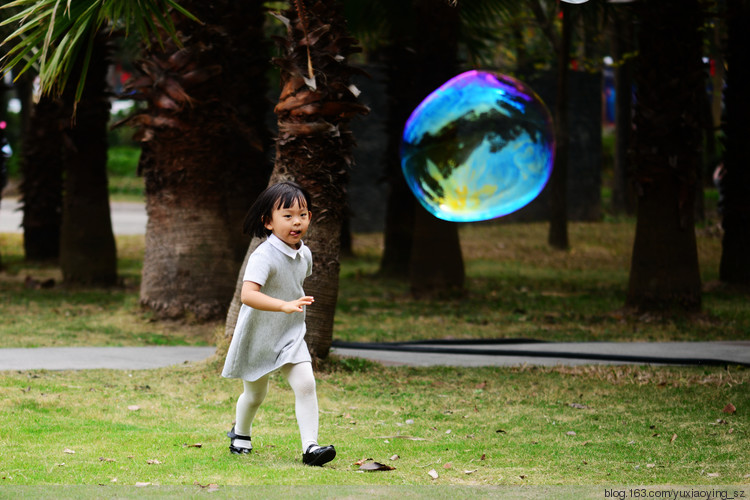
left=267, top=233, right=306, bottom=259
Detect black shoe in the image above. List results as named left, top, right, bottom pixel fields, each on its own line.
left=227, top=426, right=252, bottom=455
left=302, top=444, right=336, bottom=466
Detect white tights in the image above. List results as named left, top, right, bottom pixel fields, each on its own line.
left=234, top=361, right=319, bottom=452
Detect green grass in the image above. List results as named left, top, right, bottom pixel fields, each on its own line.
left=2, top=216, right=749, bottom=348
left=0, top=360, right=748, bottom=487
left=1, top=217, right=749, bottom=488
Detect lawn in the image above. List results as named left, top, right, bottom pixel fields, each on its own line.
left=1, top=215, right=748, bottom=494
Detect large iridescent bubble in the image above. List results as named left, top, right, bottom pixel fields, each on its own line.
left=400, top=70, right=555, bottom=222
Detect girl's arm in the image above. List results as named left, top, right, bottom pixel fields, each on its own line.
left=241, top=281, right=314, bottom=314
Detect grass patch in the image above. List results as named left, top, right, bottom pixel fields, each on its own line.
left=1, top=217, right=749, bottom=487
left=0, top=234, right=215, bottom=348
left=335, top=221, right=749, bottom=343
left=0, top=361, right=747, bottom=486
left=2, top=218, right=749, bottom=348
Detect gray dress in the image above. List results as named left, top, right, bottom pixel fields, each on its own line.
left=222, top=234, right=313, bottom=381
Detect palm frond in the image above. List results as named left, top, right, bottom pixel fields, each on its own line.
left=0, top=0, right=198, bottom=101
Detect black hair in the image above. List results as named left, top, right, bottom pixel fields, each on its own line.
left=242, top=181, right=313, bottom=238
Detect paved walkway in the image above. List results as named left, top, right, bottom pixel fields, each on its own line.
left=0, top=198, right=147, bottom=235
left=1, top=341, right=748, bottom=371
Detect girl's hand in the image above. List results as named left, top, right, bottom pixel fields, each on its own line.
left=241, top=281, right=313, bottom=313
left=280, top=296, right=315, bottom=314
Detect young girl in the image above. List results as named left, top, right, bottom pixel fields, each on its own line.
left=222, top=181, right=336, bottom=467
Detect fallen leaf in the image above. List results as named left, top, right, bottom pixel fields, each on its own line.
left=146, top=459, right=162, bottom=465
left=128, top=405, right=140, bottom=411
left=566, top=431, right=577, bottom=436
left=519, top=475, right=527, bottom=479
left=427, top=469, right=439, bottom=479
left=184, top=443, right=202, bottom=448
left=722, top=403, right=736, bottom=414
left=481, top=454, right=486, bottom=460
left=63, top=449, right=75, bottom=454
left=99, top=457, right=115, bottom=462
left=390, top=454, right=400, bottom=461
left=443, top=462, right=452, bottom=469
left=646, top=464, right=655, bottom=469
left=359, top=461, right=395, bottom=471
left=464, top=469, right=478, bottom=474
left=670, top=434, right=677, bottom=444
left=476, top=381, right=487, bottom=390
left=707, top=472, right=720, bottom=478
left=496, top=429, right=506, bottom=434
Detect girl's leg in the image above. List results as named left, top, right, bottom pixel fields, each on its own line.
left=235, top=375, right=270, bottom=437
left=282, top=362, right=319, bottom=452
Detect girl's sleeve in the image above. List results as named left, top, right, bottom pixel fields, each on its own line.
left=244, top=247, right=272, bottom=286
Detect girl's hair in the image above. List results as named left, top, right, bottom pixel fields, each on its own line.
left=243, top=181, right=313, bottom=238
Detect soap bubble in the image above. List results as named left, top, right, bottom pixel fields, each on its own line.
left=400, top=70, right=555, bottom=222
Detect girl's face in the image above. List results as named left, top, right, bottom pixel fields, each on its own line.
left=264, top=199, right=311, bottom=249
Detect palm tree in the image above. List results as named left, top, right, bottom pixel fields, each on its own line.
left=19, top=93, right=64, bottom=262
left=2, top=0, right=272, bottom=315
left=626, top=0, right=704, bottom=311
left=225, top=0, right=369, bottom=360
left=58, top=30, right=118, bottom=285
left=1, top=0, right=193, bottom=286
left=124, top=1, right=272, bottom=320
left=345, top=0, right=513, bottom=297
left=718, top=0, right=750, bottom=285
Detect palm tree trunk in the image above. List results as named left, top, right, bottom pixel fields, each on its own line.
left=224, top=0, right=368, bottom=360
left=20, top=95, right=64, bottom=262
left=379, top=0, right=465, bottom=295
left=59, top=32, right=117, bottom=286
left=626, top=0, right=703, bottom=311
left=719, top=0, right=750, bottom=284
left=132, top=1, right=271, bottom=320
left=610, top=5, right=636, bottom=215
left=547, top=2, right=572, bottom=250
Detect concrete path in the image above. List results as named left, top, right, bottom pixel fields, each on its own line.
left=0, top=346, right=216, bottom=371
left=0, top=198, right=147, bottom=235
left=331, top=340, right=750, bottom=368
left=1, top=341, right=748, bottom=371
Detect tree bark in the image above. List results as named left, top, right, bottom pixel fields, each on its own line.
left=132, top=1, right=271, bottom=320
left=379, top=0, right=465, bottom=293
left=718, top=0, right=750, bottom=285
left=610, top=5, right=636, bottom=215
left=547, top=2, right=572, bottom=250
left=59, top=33, right=117, bottom=286
left=20, top=95, right=64, bottom=262
left=626, top=0, right=703, bottom=311
left=224, top=0, right=368, bottom=360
